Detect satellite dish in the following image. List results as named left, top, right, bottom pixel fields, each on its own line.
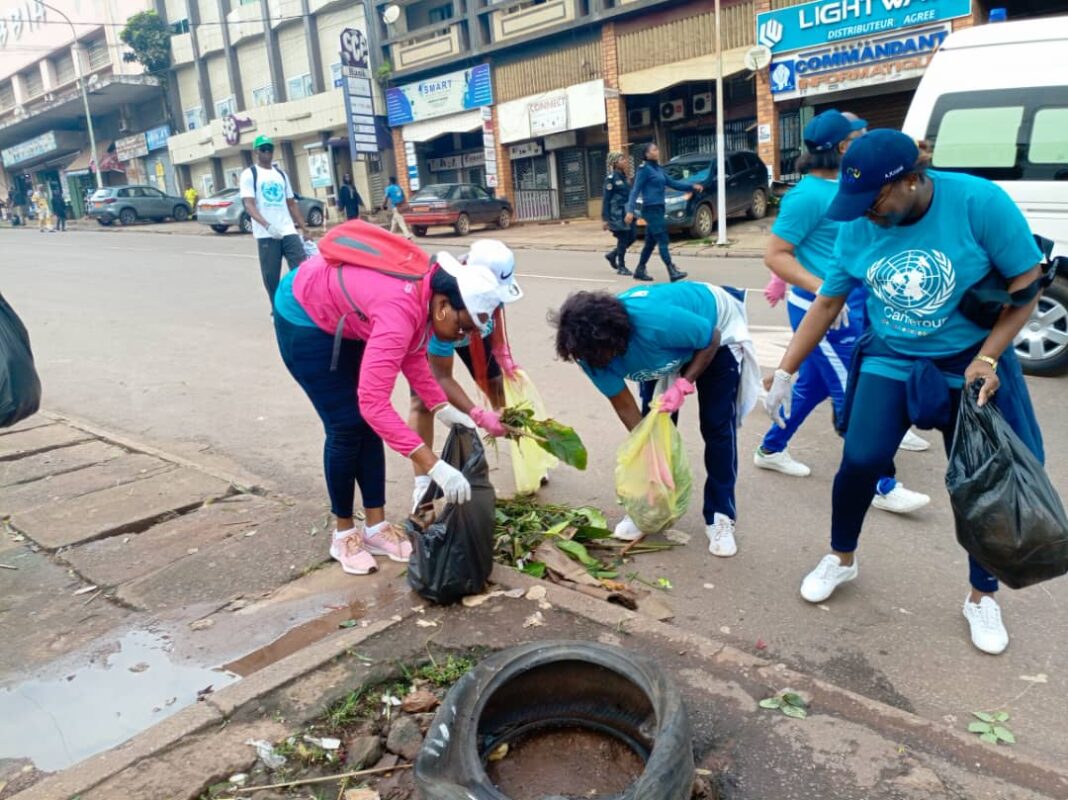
left=382, top=5, right=401, bottom=24
left=744, top=45, right=773, bottom=71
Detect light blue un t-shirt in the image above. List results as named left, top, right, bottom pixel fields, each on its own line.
left=274, top=268, right=318, bottom=327
left=820, top=170, right=1041, bottom=384
left=772, top=174, right=840, bottom=283
left=581, top=283, right=719, bottom=397
left=427, top=318, right=494, bottom=358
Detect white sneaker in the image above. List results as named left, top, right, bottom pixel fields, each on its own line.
left=411, top=475, right=432, bottom=513
left=899, top=430, right=931, bottom=452
left=612, top=515, right=643, bottom=542
left=800, top=554, right=858, bottom=603
left=963, top=595, right=1009, bottom=655
left=705, top=514, right=737, bottom=558
left=753, top=448, right=812, bottom=477
left=872, top=484, right=931, bottom=514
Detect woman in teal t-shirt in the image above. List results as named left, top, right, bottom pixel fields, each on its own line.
left=766, top=130, right=1045, bottom=656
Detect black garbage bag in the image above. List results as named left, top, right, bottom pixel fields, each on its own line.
left=946, top=387, right=1068, bottom=589
left=406, top=425, right=495, bottom=605
left=0, top=292, right=41, bottom=428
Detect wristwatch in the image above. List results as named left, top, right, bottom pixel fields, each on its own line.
left=974, top=354, right=998, bottom=372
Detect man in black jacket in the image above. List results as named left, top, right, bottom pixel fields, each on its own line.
left=338, top=173, right=363, bottom=221
left=601, top=152, right=635, bottom=276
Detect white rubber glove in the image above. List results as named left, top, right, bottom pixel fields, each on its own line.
left=266, top=223, right=284, bottom=240
left=765, top=369, right=795, bottom=429
left=829, top=303, right=850, bottom=331
left=435, top=403, right=476, bottom=430
left=428, top=460, right=472, bottom=505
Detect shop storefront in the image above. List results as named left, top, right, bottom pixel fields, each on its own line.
left=1, top=129, right=91, bottom=215
left=497, top=79, right=609, bottom=221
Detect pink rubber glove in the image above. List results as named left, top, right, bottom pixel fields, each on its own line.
left=764, top=275, right=787, bottom=307
left=493, top=346, right=519, bottom=379
left=470, top=406, right=507, bottom=437
left=659, top=378, right=695, bottom=414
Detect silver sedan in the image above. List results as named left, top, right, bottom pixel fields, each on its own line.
left=196, top=188, right=325, bottom=234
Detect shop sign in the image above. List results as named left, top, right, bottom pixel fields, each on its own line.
left=770, top=23, right=949, bottom=99
left=463, top=151, right=484, bottom=167
left=1, top=129, right=56, bottom=167
left=428, top=155, right=463, bottom=172
left=115, top=133, right=149, bottom=162
left=221, top=114, right=254, bottom=146
left=509, top=141, right=543, bottom=160
left=386, top=63, right=493, bottom=126
left=528, top=94, right=567, bottom=136
left=309, top=151, right=332, bottom=188
left=756, top=0, right=969, bottom=55
left=543, top=130, right=577, bottom=151
left=145, top=125, right=171, bottom=151
left=340, top=26, right=378, bottom=157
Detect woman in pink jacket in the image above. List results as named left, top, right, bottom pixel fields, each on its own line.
left=273, top=224, right=511, bottom=575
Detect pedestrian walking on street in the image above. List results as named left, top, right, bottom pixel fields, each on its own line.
left=408, top=240, right=524, bottom=510
left=766, top=129, right=1049, bottom=655
left=755, top=110, right=931, bottom=515
left=51, top=193, right=67, bottom=232
left=553, top=281, right=761, bottom=556
left=240, top=135, right=309, bottom=303
left=384, top=176, right=412, bottom=239
left=32, top=186, right=53, bottom=232
left=338, top=174, right=364, bottom=221
left=624, top=143, right=703, bottom=283
left=12, top=187, right=26, bottom=226
left=272, top=223, right=511, bottom=575
left=602, top=152, right=635, bottom=276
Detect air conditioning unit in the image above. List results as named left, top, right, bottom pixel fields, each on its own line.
left=660, top=99, right=685, bottom=122
left=627, top=108, right=651, bottom=128
left=692, top=93, right=712, bottom=116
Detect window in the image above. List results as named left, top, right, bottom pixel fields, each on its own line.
left=54, top=52, right=75, bottom=85
left=215, top=95, right=237, bottom=118
left=933, top=107, right=1023, bottom=169
left=428, top=4, right=453, bottom=23
left=468, top=185, right=492, bottom=200
left=86, top=38, right=109, bottom=70
left=142, top=187, right=165, bottom=198
left=252, top=85, right=275, bottom=107
left=728, top=153, right=748, bottom=176
left=0, top=82, right=13, bottom=110
left=23, top=69, right=43, bottom=98
left=184, top=106, right=206, bottom=130
left=170, top=18, right=190, bottom=33
left=287, top=73, right=313, bottom=100
left=330, top=62, right=342, bottom=88
left=1029, top=108, right=1068, bottom=166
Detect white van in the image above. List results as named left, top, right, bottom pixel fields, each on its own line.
left=903, top=16, right=1068, bottom=375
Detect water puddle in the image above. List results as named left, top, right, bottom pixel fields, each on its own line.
left=0, top=629, right=237, bottom=772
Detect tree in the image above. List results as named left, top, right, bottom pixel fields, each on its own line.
left=120, top=11, right=175, bottom=127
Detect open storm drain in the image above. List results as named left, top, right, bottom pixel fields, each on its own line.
left=415, top=641, right=695, bottom=799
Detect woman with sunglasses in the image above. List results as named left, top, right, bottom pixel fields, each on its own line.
left=766, top=129, right=1046, bottom=654
left=756, top=110, right=930, bottom=516
left=273, top=224, right=511, bottom=576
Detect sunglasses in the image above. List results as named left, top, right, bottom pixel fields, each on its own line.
left=257, top=145, right=274, bottom=153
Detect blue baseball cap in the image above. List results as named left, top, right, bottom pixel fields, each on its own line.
left=803, top=110, right=867, bottom=153
left=826, top=129, right=921, bottom=222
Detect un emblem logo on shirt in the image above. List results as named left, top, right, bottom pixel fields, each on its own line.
left=867, top=249, right=956, bottom=318
left=262, top=182, right=285, bottom=204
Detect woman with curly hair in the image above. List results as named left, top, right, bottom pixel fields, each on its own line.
left=552, top=282, right=760, bottom=556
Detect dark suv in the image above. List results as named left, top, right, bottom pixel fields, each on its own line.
left=637, top=150, right=769, bottom=239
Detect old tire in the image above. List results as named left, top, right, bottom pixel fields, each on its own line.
left=454, top=213, right=471, bottom=236
left=173, top=205, right=190, bottom=222
left=239, top=213, right=252, bottom=234
left=306, top=206, right=324, bottom=227
left=210, top=224, right=230, bottom=234
left=496, top=208, right=512, bottom=229
left=415, top=641, right=694, bottom=799
left=747, top=188, right=768, bottom=220
left=413, top=225, right=428, bottom=237
left=1015, top=274, right=1068, bottom=376
left=689, top=203, right=714, bottom=239
left=118, top=208, right=137, bottom=226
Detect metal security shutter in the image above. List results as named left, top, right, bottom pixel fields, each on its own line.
left=672, top=118, right=757, bottom=158
left=277, top=22, right=310, bottom=88
left=54, top=52, right=75, bottom=85
left=23, top=68, right=43, bottom=98
left=558, top=148, right=588, bottom=218
left=0, top=82, right=13, bottom=110
left=86, top=38, right=109, bottom=70
left=237, top=41, right=270, bottom=108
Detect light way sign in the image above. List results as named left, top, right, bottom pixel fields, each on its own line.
left=756, top=0, right=970, bottom=54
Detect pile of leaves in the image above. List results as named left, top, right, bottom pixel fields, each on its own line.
left=496, top=404, right=588, bottom=470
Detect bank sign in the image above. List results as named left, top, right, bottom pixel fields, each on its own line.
left=386, top=63, right=492, bottom=126
left=770, top=23, right=949, bottom=99
left=756, top=0, right=969, bottom=54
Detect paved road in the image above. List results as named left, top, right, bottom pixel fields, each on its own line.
left=6, top=227, right=1068, bottom=767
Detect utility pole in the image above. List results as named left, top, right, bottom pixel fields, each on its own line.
left=714, top=0, right=727, bottom=245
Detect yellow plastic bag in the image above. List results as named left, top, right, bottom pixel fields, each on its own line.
left=615, top=403, right=693, bottom=534
left=503, top=370, right=558, bottom=494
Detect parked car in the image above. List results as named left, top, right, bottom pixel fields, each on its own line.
left=902, top=16, right=1068, bottom=376
left=636, top=150, right=769, bottom=239
left=196, top=187, right=325, bottom=234
left=402, top=183, right=513, bottom=237
left=87, top=185, right=191, bottom=226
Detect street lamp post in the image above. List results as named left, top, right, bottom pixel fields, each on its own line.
left=713, top=0, right=727, bottom=246
left=41, top=1, right=102, bottom=190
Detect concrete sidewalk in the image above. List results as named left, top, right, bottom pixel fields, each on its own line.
left=23, top=212, right=773, bottom=258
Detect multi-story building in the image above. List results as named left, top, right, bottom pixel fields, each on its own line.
left=160, top=0, right=390, bottom=211
left=0, top=0, right=170, bottom=218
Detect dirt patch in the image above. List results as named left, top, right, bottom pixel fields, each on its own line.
left=486, top=725, right=645, bottom=799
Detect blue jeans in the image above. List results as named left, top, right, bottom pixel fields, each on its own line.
left=641, top=346, right=740, bottom=523
left=274, top=313, right=386, bottom=518
left=636, top=205, right=673, bottom=270
left=832, top=372, right=997, bottom=593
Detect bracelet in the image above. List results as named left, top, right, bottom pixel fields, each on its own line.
left=973, top=354, right=998, bottom=372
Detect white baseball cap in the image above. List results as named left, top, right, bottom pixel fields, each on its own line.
left=436, top=251, right=502, bottom=334
left=466, top=239, right=523, bottom=303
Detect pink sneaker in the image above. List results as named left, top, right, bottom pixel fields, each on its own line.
left=329, top=529, right=377, bottom=575
left=362, top=522, right=413, bottom=563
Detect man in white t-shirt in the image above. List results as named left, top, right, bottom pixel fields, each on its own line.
left=240, top=135, right=309, bottom=303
